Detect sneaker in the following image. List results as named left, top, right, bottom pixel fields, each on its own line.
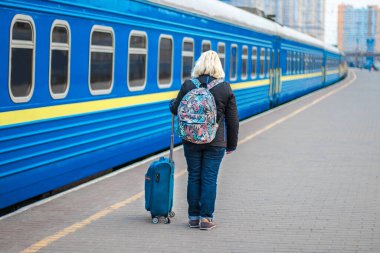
left=188, top=219, right=200, bottom=228
left=199, top=218, right=216, bottom=230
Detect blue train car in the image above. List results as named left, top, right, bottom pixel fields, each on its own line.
left=0, top=0, right=346, bottom=209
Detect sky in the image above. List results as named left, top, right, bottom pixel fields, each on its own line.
left=325, top=0, right=380, bottom=45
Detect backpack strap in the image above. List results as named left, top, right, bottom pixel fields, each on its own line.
left=190, top=78, right=202, bottom=89
left=207, top=78, right=224, bottom=90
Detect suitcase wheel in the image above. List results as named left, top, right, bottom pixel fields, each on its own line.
left=152, top=217, right=159, bottom=224
left=163, top=217, right=171, bottom=224
left=169, top=211, right=175, bottom=218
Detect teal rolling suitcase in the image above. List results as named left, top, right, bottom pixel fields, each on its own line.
left=144, top=115, right=176, bottom=224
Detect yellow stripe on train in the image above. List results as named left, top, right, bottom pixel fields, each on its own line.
left=0, top=91, right=178, bottom=127
left=0, top=79, right=270, bottom=127
left=282, top=72, right=322, bottom=82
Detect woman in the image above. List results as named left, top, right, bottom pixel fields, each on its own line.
left=170, top=50, right=239, bottom=230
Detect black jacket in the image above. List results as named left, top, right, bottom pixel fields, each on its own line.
left=170, top=75, right=239, bottom=151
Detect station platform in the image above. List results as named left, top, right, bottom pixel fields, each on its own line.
left=1, top=69, right=379, bottom=253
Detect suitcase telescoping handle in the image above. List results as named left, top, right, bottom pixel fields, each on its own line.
left=169, top=114, right=175, bottom=163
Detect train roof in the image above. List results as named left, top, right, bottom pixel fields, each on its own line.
left=149, top=0, right=341, bottom=54
left=149, top=0, right=278, bottom=35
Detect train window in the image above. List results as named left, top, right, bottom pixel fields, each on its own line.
left=302, top=54, right=305, bottom=73
left=309, top=55, right=313, bottom=73
left=291, top=51, right=295, bottom=74
left=241, top=46, right=248, bottom=80
left=305, top=54, right=308, bottom=73
left=182, top=38, right=194, bottom=82
left=265, top=49, right=270, bottom=77
left=317, top=56, right=319, bottom=71
left=286, top=51, right=289, bottom=74
left=158, top=35, right=173, bottom=88
left=230, top=44, right=238, bottom=81
left=259, top=48, right=265, bottom=77
left=50, top=20, right=70, bottom=99
left=311, top=55, right=314, bottom=72
left=303, top=54, right=306, bottom=73
left=317, top=57, right=320, bottom=71
left=202, top=40, right=211, bottom=53
left=272, top=49, right=275, bottom=74
left=290, top=51, right=294, bottom=74
left=309, top=54, right=312, bottom=73
left=310, top=55, right=313, bottom=72
left=311, top=55, right=313, bottom=72
left=299, top=53, right=303, bottom=73
left=286, top=51, right=290, bottom=74
left=89, top=26, right=114, bottom=95
left=9, top=15, right=35, bottom=103
left=315, top=56, right=320, bottom=72
left=297, top=52, right=301, bottom=73
left=128, top=31, right=147, bottom=91
left=311, top=56, right=314, bottom=72
left=218, top=42, right=225, bottom=70
left=251, top=47, right=257, bottom=78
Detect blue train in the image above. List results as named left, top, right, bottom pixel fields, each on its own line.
left=0, top=0, right=347, bottom=209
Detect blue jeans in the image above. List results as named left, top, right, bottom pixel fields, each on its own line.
left=183, top=144, right=225, bottom=220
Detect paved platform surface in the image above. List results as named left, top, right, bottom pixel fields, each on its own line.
left=1, top=69, right=379, bottom=253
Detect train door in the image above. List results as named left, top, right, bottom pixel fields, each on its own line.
left=322, top=52, right=326, bottom=86
left=275, top=49, right=282, bottom=104
left=269, top=49, right=275, bottom=106
left=269, top=39, right=281, bottom=107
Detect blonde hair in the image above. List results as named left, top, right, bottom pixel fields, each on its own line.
left=192, top=50, right=225, bottom=79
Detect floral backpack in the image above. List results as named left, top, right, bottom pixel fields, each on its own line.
left=175, top=78, right=224, bottom=144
